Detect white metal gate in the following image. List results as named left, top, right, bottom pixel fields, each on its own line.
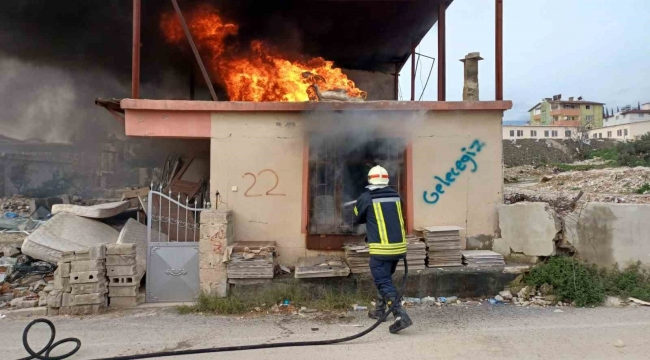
left=146, top=189, right=209, bottom=303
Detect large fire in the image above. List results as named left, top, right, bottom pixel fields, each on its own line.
left=160, top=5, right=366, bottom=102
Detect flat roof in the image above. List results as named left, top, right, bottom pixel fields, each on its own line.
left=120, top=99, right=513, bottom=112
left=528, top=100, right=605, bottom=112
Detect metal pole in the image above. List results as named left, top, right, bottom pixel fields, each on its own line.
left=131, top=0, right=141, bottom=99
left=177, top=193, right=181, bottom=242
left=411, top=45, right=416, bottom=101
left=495, top=0, right=504, bottom=101
left=170, top=0, right=219, bottom=101
left=437, top=0, right=447, bottom=101
left=185, top=196, right=189, bottom=242
left=394, top=62, right=399, bottom=101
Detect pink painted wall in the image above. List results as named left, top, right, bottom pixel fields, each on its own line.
left=124, top=110, right=210, bottom=138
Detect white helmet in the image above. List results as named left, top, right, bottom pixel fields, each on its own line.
left=368, top=165, right=389, bottom=186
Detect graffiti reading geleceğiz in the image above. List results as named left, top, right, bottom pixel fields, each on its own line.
left=423, top=139, right=486, bottom=205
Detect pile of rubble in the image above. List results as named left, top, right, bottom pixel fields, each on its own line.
left=533, top=167, right=650, bottom=194
left=0, top=196, right=31, bottom=215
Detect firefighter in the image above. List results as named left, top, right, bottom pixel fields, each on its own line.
left=353, top=165, right=413, bottom=333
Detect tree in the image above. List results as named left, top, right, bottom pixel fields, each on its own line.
left=9, top=163, right=31, bottom=194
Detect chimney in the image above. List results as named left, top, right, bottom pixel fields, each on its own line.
left=569, top=97, right=574, bottom=101
left=460, top=52, right=483, bottom=101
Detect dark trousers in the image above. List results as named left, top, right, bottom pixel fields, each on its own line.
left=369, top=255, right=403, bottom=300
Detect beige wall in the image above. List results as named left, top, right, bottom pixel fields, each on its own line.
left=413, top=111, right=503, bottom=248
left=210, top=110, right=504, bottom=266
left=503, top=125, right=578, bottom=140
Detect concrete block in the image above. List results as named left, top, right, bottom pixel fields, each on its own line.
left=70, top=271, right=105, bottom=284
left=62, top=292, right=73, bottom=307
left=71, top=260, right=105, bottom=272
left=47, top=291, right=62, bottom=308
left=71, top=282, right=108, bottom=295
left=47, top=307, right=59, bottom=316
left=109, top=286, right=139, bottom=297
left=109, top=296, right=141, bottom=308
left=116, top=219, right=148, bottom=277
left=60, top=251, right=76, bottom=263
left=107, top=265, right=137, bottom=277
left=74, top=244, right=106, bottom=261
left=70, top=305, right=96, bottom=315
left=106, top=255, right=136, bottom=266
left=73, top=293, right=106, bottom=305
left=57, top=262, right=71, bottom=278
left=564, top=203, right=650, bottom=267
left=74, top=249, right=90, bottom=261
left=199, top=268, right=227, bottom=298
left=498, top=202, right=560, bottom=256
left=492, top=238, right=512, bottom=257
left=109, top=275, right=140, bottom=287
left=106, top=243, right=136, bottom=255
left=38, top=292, right=47, bottom=306
left=59, top=306, right=71, bottom=315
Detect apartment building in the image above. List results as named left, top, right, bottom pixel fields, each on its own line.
left=529, top=95, right=604, bottom=128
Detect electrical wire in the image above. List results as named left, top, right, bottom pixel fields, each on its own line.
left=419, top=57, right=435, bottom=101
left=17, top=259, right=410, bottom=360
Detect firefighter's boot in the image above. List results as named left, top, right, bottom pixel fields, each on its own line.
left=368, top=293, right=388, bottom=322
left=386, top=297, right=413, bottom=334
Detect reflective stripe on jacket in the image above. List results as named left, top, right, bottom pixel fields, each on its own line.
left=354, top=187, right=406, bottom=256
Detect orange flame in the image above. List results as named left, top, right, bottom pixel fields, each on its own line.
left=160, top=5, right=366, bottom=102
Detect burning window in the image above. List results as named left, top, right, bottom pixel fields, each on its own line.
left=307, top=136, right=406, bottom=236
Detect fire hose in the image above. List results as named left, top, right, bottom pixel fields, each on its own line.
left=16, top=259, right=409, bottom=360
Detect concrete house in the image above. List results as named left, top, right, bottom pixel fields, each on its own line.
left=101, top=0, right=512, bottom=298
left=529, top=95, right=604, bottom=129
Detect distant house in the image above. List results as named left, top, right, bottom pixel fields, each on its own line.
left=603, top=103, right=650, bottom=127
left=528, top=94, right=604, bottom=129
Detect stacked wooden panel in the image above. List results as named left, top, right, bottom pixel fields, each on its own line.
left=420, top=226, right=463, bottom=267
left=343, top=241, right=371, bottom=274
left=295, top=255, right=350, bottom=278
left=396, top=236, right=426, bottom=271
left=461, top=250, right=505, bottom=267
left=226, top=241, right=276, bottom=279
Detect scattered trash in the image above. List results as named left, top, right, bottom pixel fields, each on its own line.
left=494, top=295, right=504, bottom=302
left=629, top=297, right=650, bottom=306
left=554, top=309, right=564, bottom=313
left=604, top=296, right=622, bottom=308
left=4, top=212, right=18, bottom=219
left=403, top=297, right=422, bottom=304
left=281, top=299, right=290, bottom=307
left=445, top=296, right=458, bottom=303
left=0, top=314, right=5, bottom=319
left=499, top=290, right=513, bottom=300
left=352, top=304, right=367, bottom=311
left=614, top=339, right=625, bottom=348
left=437, top=297, right=447, bottom=303
left=488, top=298, right=499, bottom=305
left=422, top=296, right=436, bottom=305
left=299, top=307, right=318, bottom=314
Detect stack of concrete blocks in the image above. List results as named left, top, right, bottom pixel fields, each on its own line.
left=48, top=244, right=108, bottom=315
left=106, top=243, right=143, bottom=308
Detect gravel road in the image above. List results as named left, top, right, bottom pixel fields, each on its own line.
left=2, top=304, right=649, bottom=359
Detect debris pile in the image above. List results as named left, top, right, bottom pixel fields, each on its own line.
left=107, top=244, right=143, bottom=308
left=225, top=241, right=276, bottom=280
left=342, top=241, right=370, bottom=274
left=419, top=226, right=463, bottom=267
left=295, top=255, right=350, bottom=279
left=534, top=167, right=650, bottom=194
left=461, top=250, right=505, bottom=267
left=0, top=196, right=31, bottom=215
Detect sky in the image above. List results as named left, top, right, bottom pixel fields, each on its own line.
left=399, top=0, right=650, bottom=121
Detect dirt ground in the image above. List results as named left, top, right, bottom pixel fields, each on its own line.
left=2, top=305, right=650, bottom=359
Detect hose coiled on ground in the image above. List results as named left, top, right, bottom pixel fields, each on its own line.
left=18, top=259, right=408, bottom=360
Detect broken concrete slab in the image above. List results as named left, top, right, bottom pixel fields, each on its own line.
left=564, top=203, right=650, bottom=267
left=52, top=201, right=130, bottom=219
left=116, top=218, right=149, bottom=278
left=21, top=213, right=118, bottom=263
left=30, top=195, right=70, bottom=219
left=498, top=202, right=561, bottom=257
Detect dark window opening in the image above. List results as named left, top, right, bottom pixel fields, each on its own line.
left=307, top=136, right=406, bottom=245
